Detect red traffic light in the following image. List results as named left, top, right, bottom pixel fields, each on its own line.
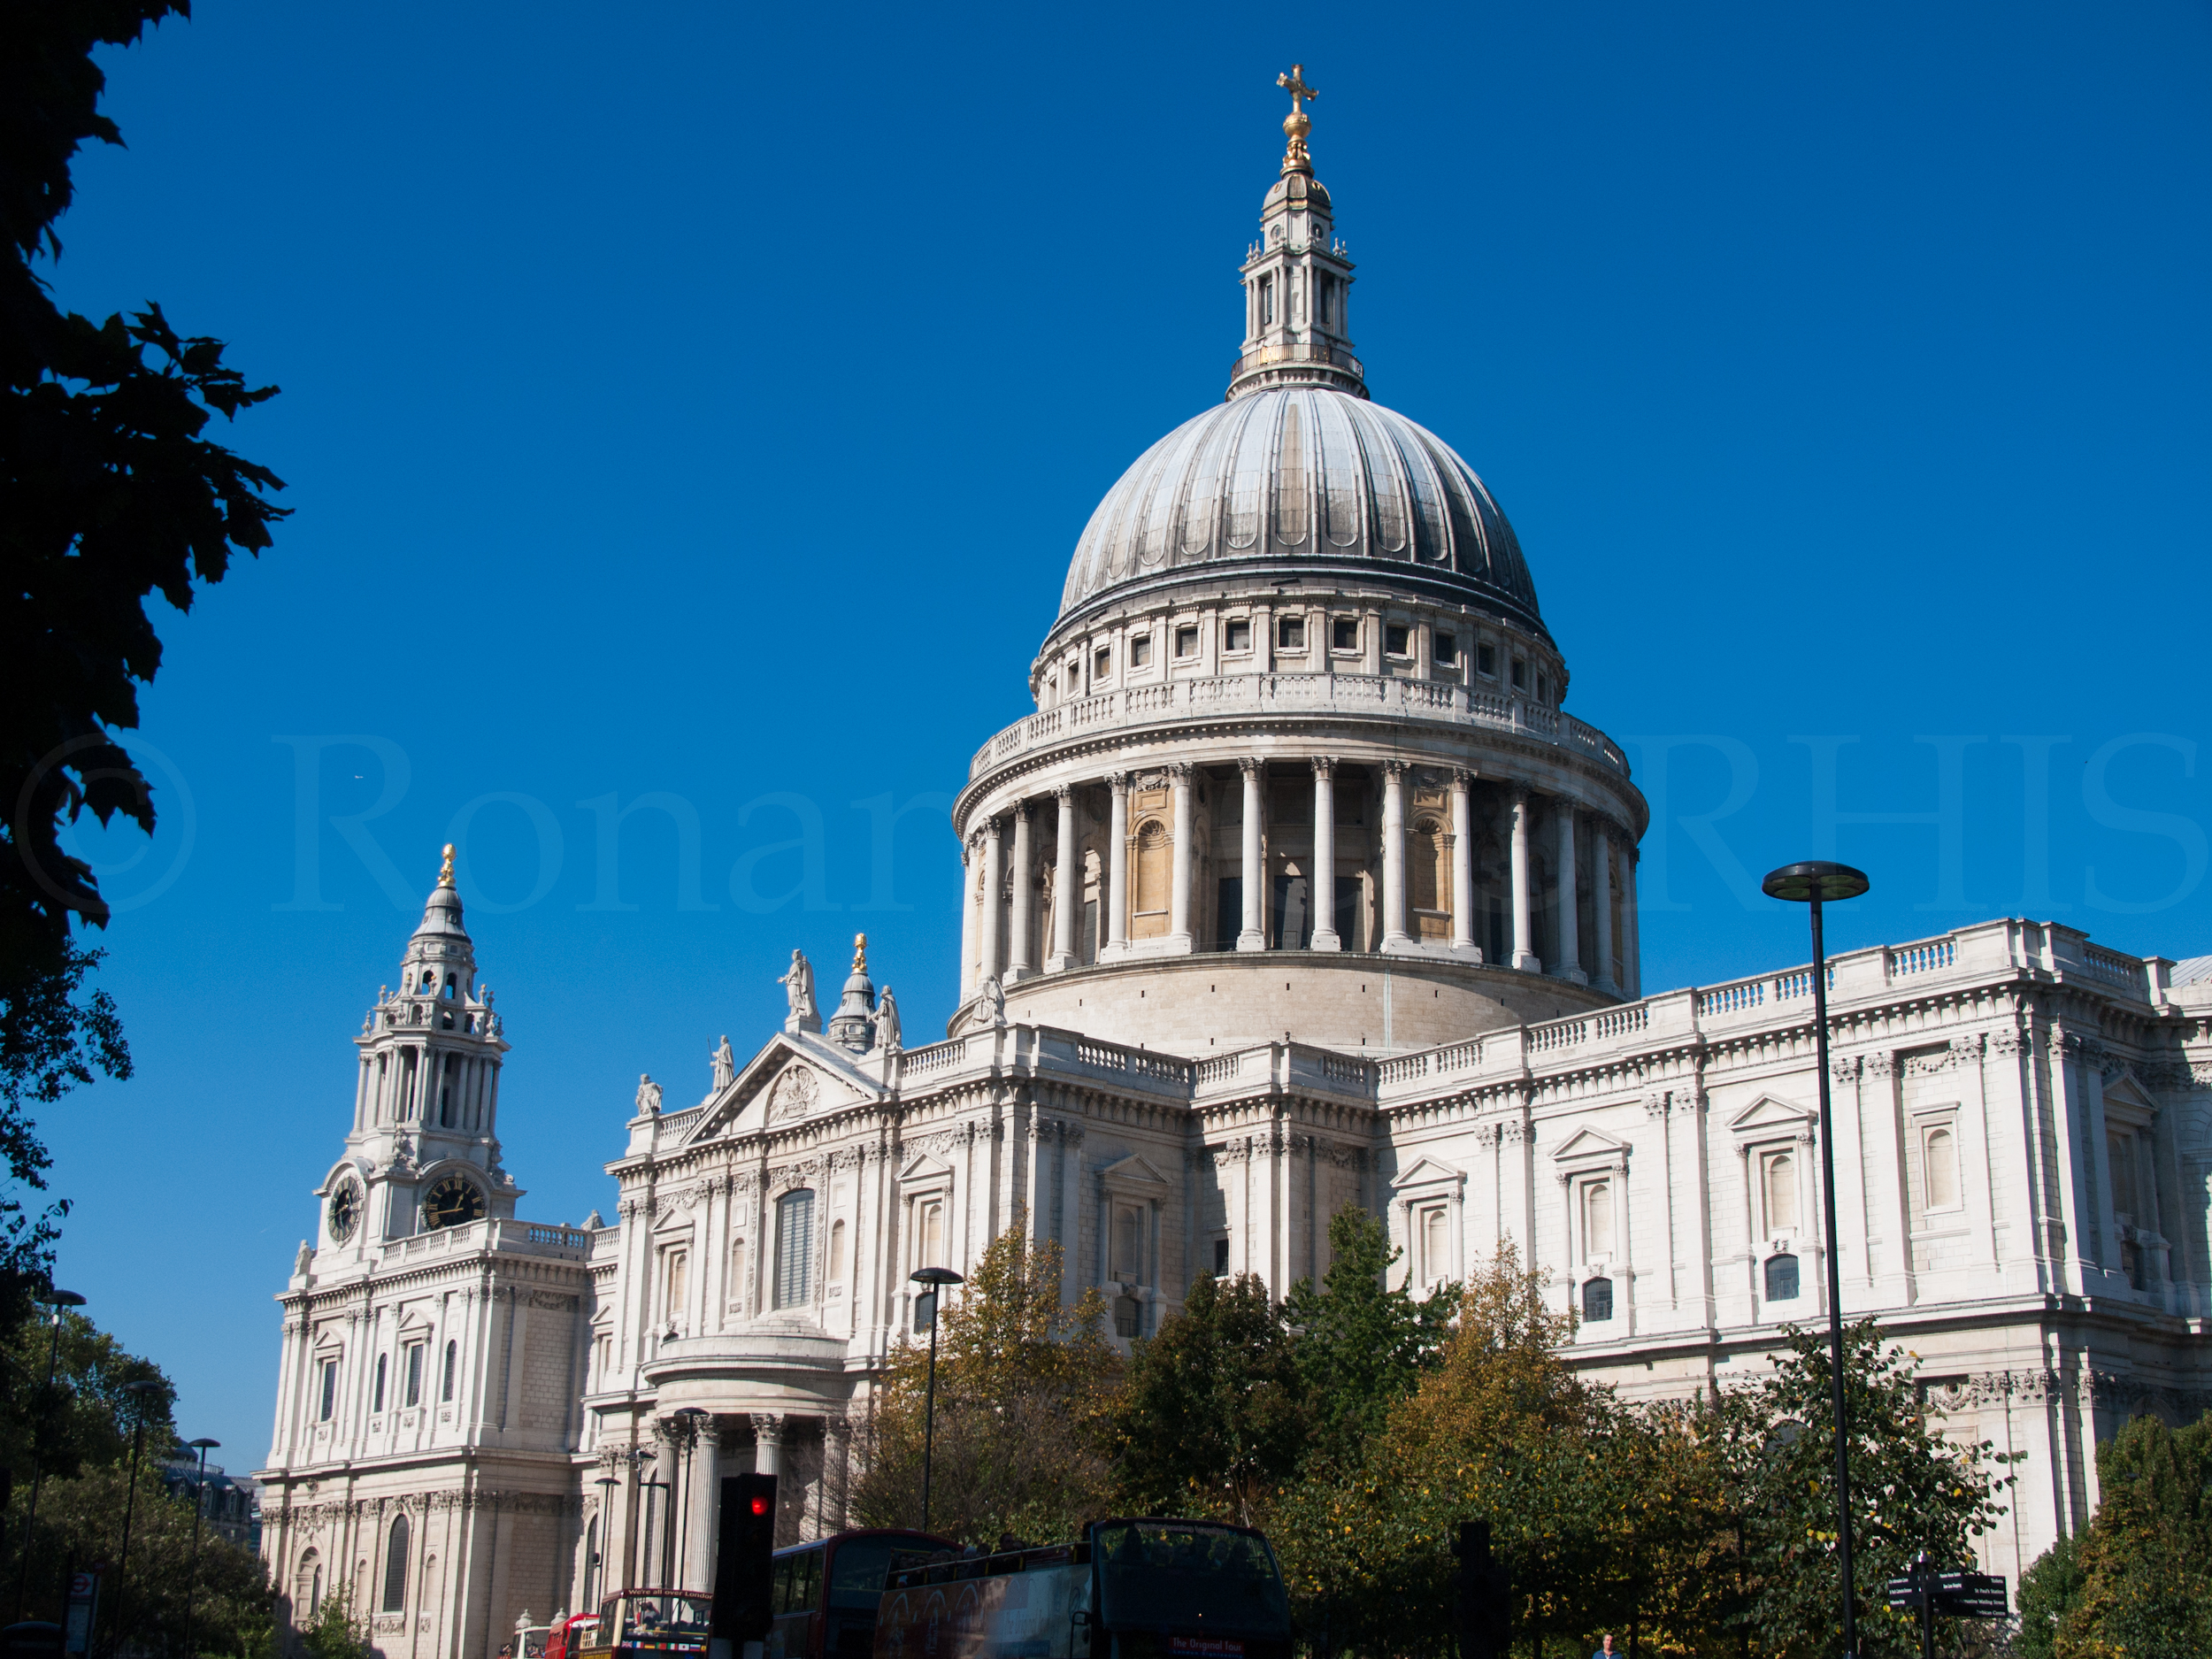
left=750, top=1496, right=769, bottom=1516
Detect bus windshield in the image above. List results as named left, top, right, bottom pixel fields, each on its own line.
left=1094, top=1523, right=1292, bottom=1638
left=826, top=1538, right=908, bottom=1610
left=615, top=1594, right=713, bottom=1647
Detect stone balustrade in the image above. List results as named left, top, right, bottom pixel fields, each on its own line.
left=967, top=672, right=1630, bottom=786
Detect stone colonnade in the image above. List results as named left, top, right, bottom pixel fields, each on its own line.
left=959, top=756, right=1640, bottom=999
left=588, top=1410, right=853, bottom=1603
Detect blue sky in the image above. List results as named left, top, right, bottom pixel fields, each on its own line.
left=33, top=2, right=2211, bottom=1467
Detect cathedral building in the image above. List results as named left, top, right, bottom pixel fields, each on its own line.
left=259, top=78, right=2212, bottom=1659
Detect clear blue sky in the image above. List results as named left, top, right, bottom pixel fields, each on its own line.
left=32, top=2, right=2211, bottom=1469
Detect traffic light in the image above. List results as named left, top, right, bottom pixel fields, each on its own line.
left=710, top=1473, right=778, bottom=1654
left=1449, top=1520, right=1510, bottom=1659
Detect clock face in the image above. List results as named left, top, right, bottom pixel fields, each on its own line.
left=424, top=1175, right=485, bottom=1231
left=327, top=1182, right=360, bottom=1244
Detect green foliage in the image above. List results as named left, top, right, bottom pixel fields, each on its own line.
left=2017, top=1409, right=2212, bottom=1658
left=1115, top=1271, right=1307, bottom=1526
left=296, top=1582, right=374, bottom=1659
left=851, top=1221, right=1121, bottom=1547
left=0, top=1305, right=174, bottom=1491
left=12, top=1460, right=271, bottom=1655
left=1280, top=1207, right=1455, bottom=1466
left=0, top=0, right=286, bottom=1333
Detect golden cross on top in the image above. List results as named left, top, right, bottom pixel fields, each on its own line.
left=1278, top=64, right=1317, bottom=115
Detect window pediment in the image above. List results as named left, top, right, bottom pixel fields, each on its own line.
left=1548, top=1128, right=1627, bottom=1168
left=1389, top=1156, right=1465, bottom=1194
left=1100, top=1153, right=1172, bottom=1196
left=1728, top=1094, right=1815, bottom=1141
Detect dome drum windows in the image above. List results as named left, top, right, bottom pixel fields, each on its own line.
left=1330, top=616, right=1359, bottom=653
left=1174, top=625, right=1200, bottom=660
left=1223, top=618, right=1252, bottom=655
left=1277, top=614, right=1305, bottom=652
left=1128, top=634, right=1152, bottom=668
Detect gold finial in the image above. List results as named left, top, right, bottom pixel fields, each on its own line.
left=853, top=932, right=868, bottom=972
left=1278, top=64, right=1317, bottom=173
left=438, top=843, right=457, bottom=888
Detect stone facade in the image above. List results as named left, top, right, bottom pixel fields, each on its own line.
left=264, top=98, right=2212, bottom=1656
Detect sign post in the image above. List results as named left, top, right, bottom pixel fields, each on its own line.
left=1886, top=1554, right=2008, bottom=1659
left=60, top=1577, right=96, bottom=1659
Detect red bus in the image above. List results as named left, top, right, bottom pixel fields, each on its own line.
left=766, top=1530, right=954, bottom=1659
left=574, top=1590, right=714, bottom=1659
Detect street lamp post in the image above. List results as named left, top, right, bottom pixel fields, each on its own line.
left=591, top=1476, right=618, bottom=1608
left=105, top=1378, right=166, bottom=1651
left=180, top=1436, right=220, bottom=1659
left=908, top=1266, right=964, bottom=1534
left=1761, top=860, right=1871, bottom=1659
left=12, top=1286, right=87, bottom=1619
left=667, top=1408, right=708, bottom=1590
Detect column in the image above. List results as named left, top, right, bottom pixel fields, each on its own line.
left=1623, top=847, right=1642, bottom=995
left=749, top=1411, right=784, bottom=1477
left=682, top=1425, right=721, bottom=1591
left=1168, top=764, right=1194, bottom=951
left=1381, top=761, right=1409, bottom=950
left=1237, top=758, right=1266, bottom=950
left=1555, top=805, right=1585, bottom=984
left=1105, top=773, right=1130, bottom=957
left=1449, top=770, right=1476, bottom=956
left=957, top=836, right=979, bottom=998
left=978, top=818, right=1004, bottom=987
left=1048, top=787, right=1078, bottom=972
left=1310, top=758, right=1340, bottom=951
left=1008, top=802, right=1034, bottom=980
left=1592, top=821, right=1617, bottom=993
left=825, top=1416, right=854, bottom=1532
left=1509, top=788, right=1539, bottom=971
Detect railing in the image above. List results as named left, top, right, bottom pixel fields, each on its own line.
left=1377, top=1052, right=1429, bottom=1084
left=902, top=1037, right=969, bottom=1078
left=1594, top=1004, right=1648, bottom=1041
left=1073, top=1036, right=1192, bottom=1086
left=967, top=673, right=1631, bottom=784
left=1195, top=1054, right=1243, bottom=1083
left=2081, top=945, right=2138, bottom=990
left=1697, top=978, right=1765, bottom=1017
left=1321, top=1054, right=1370, bottom=1086
left=1887, top=938, right=1957, bottom=979
left=1434, top=1040, right=1483, bottom=1072
left=656, top=1106, right=704, bottom=1138
left=1528, top=1017, right=1586, bottom=1053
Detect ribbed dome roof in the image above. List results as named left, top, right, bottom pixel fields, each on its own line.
left=1058, top=387, right=1542, bottom=634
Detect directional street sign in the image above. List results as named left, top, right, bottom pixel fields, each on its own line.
left=1886, top=1569, right=2008, bottom=1620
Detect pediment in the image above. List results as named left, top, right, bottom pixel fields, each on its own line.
left=1100, top=1153, right=1172, bottom=1193
left=1390, top=1155, right=1465, bottom=1191
left=899, top=1151, right=954, bottom=1184
left=1728, top=1094, right=1815, bottom=1137
left=2101, top=1073, right=2155, bottom=1111
left=1548, top=1127, right=1627, bottom=1164
left=683, top=1033, right=881, bottom=1144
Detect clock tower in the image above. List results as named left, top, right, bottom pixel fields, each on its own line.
left=260, top=851, right=593, bottom=1659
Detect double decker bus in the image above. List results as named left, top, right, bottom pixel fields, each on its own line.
left=872, top=1519, right=1294, bottom=1659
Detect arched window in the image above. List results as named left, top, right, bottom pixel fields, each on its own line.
left=373, top=1353, right=387, bottom=1413
left=1583, top=1179, right=1613, bottom=1260
left=1764, top=1152, right=1799, bottom=1233
left=295, top=1549, right=322, bottom=1618
left=1764, top=1254, right=1801, bottom=1302
left=1925, top=1127, right=1959, bottom=1210
left=1114, top=1207, right=1143, bottom=1279
left=828, top=1219, right=848, bottom=1287
left=1581, top=1278, right=1613, bottom=1322
left=583, top=1516, right=600, bottom=1609
left=1421, top=1206, right=1449, bottom=1286
left=774, top=1190, right=816, bottom=1309
left=381, top=1513, right=410, bottom=1611
left=1132, top=821, right=1170, bottom=935
left=442, top=1340, right=456, bottom=1402
left=729, top=1240, right=749, bottom=1312
left=440, top=1054, right=458, bottom=1127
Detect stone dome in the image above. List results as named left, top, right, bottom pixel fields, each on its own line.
left=1057, top=385, right=1544, bottom=638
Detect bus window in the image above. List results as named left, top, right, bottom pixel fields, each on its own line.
left=826, top=1538, right=902, bottom=1609
left=1094, top=1522, right=1291, bottom=1637
left=775, top=1547, right=824, bottom=1616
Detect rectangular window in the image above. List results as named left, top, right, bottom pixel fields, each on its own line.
left=1113, top=1207, right=1144, bottom=1279
left=1477, top=642, right=1496, bottom=676
left=373, top=1354, right=387, bottom=1414
left=1510, top=658, right=1527, bottom=689
left=1261, top=276, right=1275, bottom=326
left=1385, top=624, right=1410, bottom=657
left=1536, top=672, right=1549, bottom=703
left=1434, top=633, right=1458, bottom=666
left=1271, top=872, right=1311, bottom=950
left=774, top=1189, right=816, bottom=1309
left=1317, top=273, right=1333, bottom=325
left=1278, top=615, right=1305, bottom=650
left=1094, top=648, right=1111, bottom=680
left=1129, top=634, right=1152, bottom=668
left=1332, top=616, right=1359, bottom=652
left=1215, top=875, right=1242, bottom=952
left=1212, top=1238, right=1231, bottom=1277
left=1174, top=625, right=1199, bottom=658
left=404, top=1343, right=423, bottom=1408
left=1224, top=618, right=1252, bottom=653
left=319, top=1358, right=338, bottom=1422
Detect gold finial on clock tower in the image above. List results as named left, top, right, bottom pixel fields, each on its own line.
left=438, top=842, right=457, bottom=888
left=1278, top=64, right=1317, bottom=173
left=853, top=932, right=868, bottom=972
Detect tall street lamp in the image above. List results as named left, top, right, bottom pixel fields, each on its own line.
left=13, top=1286, right=86, bottom=1619
left=591, top=1476, right=618, bottom=1609
left=180, top=1436, right=220, bottom=1659
left=909, top=1266, right=964, bottom=1534
left=1761, top=859, right=1871, bottom=1659
left=106, top=1378, right=166, bottom=1651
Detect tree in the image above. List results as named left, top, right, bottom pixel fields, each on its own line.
left=2017, top=1409, right=2212, bottom=1658
left=1279, top=1207, right=1455, bottom=1469
left=296, top=1583, right=373, bottom=1659
left=1, top=0, right=287, bottom=1326
left=0, top=1305, right=175, bottom=1490
left=1114, top=1271, right=1307, bottom=1527
left=851, top=1222, right=1120, bottom=1547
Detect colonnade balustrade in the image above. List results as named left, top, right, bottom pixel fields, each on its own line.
left=960, top=757, right=1640, bottom=999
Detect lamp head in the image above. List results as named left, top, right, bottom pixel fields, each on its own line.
left=47, top=1289, right=86, bottom=1309
left=909, top=1266, right=964, bottom=1288
left=1761, top=862, right=1870, bottom=904
left=188, top=1437, right=220, bottom=1450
